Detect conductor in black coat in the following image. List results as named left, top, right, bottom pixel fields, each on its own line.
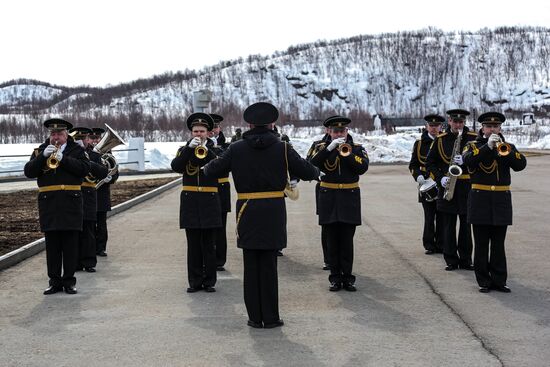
left=309, top=116, right=369, bottom=292
left=203, top=102, right=319, bottom=328
left=425, top=109, right=477, bottom=271
left=463, top=112, right=526, bottom=293
left=24, top=118, right=90, bottom=295
left=171, top=113, right=222, bottom=293
left=408, top=115, right=444, bottom=254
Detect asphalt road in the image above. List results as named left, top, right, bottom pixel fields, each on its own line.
left=1, top=156, right=549, bottom=367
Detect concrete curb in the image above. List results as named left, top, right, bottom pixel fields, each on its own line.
left=0, top=177, right=181, bottom=272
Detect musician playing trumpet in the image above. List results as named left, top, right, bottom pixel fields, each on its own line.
left=426, top=109, right=477, bottom=271
left=462, top=112, right=526, bottom=293
left=171, top=113, right=221, bottom=293
left=310, top=115, right=369, bottom=292
left=408, top=114, right=444, bottom=255
left=24, top=118, right=90, bottom=295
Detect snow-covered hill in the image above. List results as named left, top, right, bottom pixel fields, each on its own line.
left=1, top=26, right=550, bottom=142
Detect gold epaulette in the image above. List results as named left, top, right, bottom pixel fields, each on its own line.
left=467, top=132, right=477, bottom=136
left=436, top=132, right=447, bottom=138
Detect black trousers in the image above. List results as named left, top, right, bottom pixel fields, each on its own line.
left=321, top=224, right=329, bottom=265
left=45, top=230, right=79, bottom=287
left=441, top=212, right=472, bottom=266
left=215, top=212, right=228, bottom=267
left=78, top=220, right=97, bottom=268
left=324, top=222, right=356, bottom=284
left=95, top=211, right=108, bottom=253
left=185, top=228, right=217, bottom=288
left=242, top=249, right=279, bottom=324
left=473, top=225, right=508, bottom=287
left=421, top=200, right=444, bottom=252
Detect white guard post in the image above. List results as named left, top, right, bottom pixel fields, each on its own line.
left=127, top=137, right=145, bottom=171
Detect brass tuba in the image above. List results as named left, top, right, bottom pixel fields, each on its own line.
left=94, top=124, right=126, bottom=189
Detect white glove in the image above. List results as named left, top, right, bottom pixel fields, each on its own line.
left=416, top=175, right=426, bottom=185
left=103, top=175, right=112, bottom=184
left=54, top=151, right=63, bottom=162
left=327, top=137, right=346, bottom=151
left=43, top=145, right=56, bottom=157
left=441, top=176, right=450, bottom=188
left=76, top=140, right=85, bottom=148
left=289, top=179, right=298, bottom=189
left=188, top=137, right=201, bottom=148
left=453, top=154, right=463, bottom=165
left=487, top=134, right=500, bottom=149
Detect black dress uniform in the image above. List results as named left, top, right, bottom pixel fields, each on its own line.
left=171, top=113, right=222, bottom=292
left=306, top=133, right=331, bottom=268
left=203, top=102, right=319, bottom=328
left=426, top=110, right=477, bottom=270
left=408, top=115, right=444, bottom=254
left=70, top=127, right=109, bottom=272
left=24, top=119, right=90, bottom=294
left=310, top=116, right=369, bottom=291
left=210, top=114, right=231, bottom=270
left=92, top=127, right=119, bottom=257
left=463, top=112, right=527, bottom=292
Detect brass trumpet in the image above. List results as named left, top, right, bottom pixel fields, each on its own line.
left=194, top=138, right=208, bottom=159
left=46, top=141, right=60, bottom=170
left=496, top=140, right=512, bottom=157
left=338, top=143, right=352, bottom=157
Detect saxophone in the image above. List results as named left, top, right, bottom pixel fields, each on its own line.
left=443, top=129, right=463, bottom=201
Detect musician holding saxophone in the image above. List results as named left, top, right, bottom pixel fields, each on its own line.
left=69, top=127, right=108, bottom=273
left=426, top=109, right=477, bottom=271
left=24, top=118, right=90, bottom=295
left=463, top=112, right=526, bottom=293
left=409, top=114, right=444, bottom=255
left=310, top=116, right=369, bottom=292
left=171, top=113, right=221, bottom=293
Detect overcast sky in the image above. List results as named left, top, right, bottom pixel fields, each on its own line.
left=2, top=0, right=549, bottom=87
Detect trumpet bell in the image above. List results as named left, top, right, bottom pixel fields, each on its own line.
left=496, top=142, right=511, bottom=156
left=338, top=143, right=352, bottom=157
left=195, top=146, right=207, bottom=159
left=46, top=155, right=60, bottom=169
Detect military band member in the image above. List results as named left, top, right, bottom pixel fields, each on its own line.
left=203, top=102, right=319, bottom=328
left=306, top=128, right=331, bottom=269
left=24, top=118, right=90, bottom=295
left=91, top=127, right=118, bottom=257
left=426, top=109, right=477, bottom=271
left=209, top=113, right=231, bottom=271
left=463, top=112, right=526, bottom=293
left=70, top=127, right=108, bottom=273
left=171, top=113, right=222, bottom=293
left=310, top=116, right=369, bottom=292
left=409, top=115, right=444, bottom=255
